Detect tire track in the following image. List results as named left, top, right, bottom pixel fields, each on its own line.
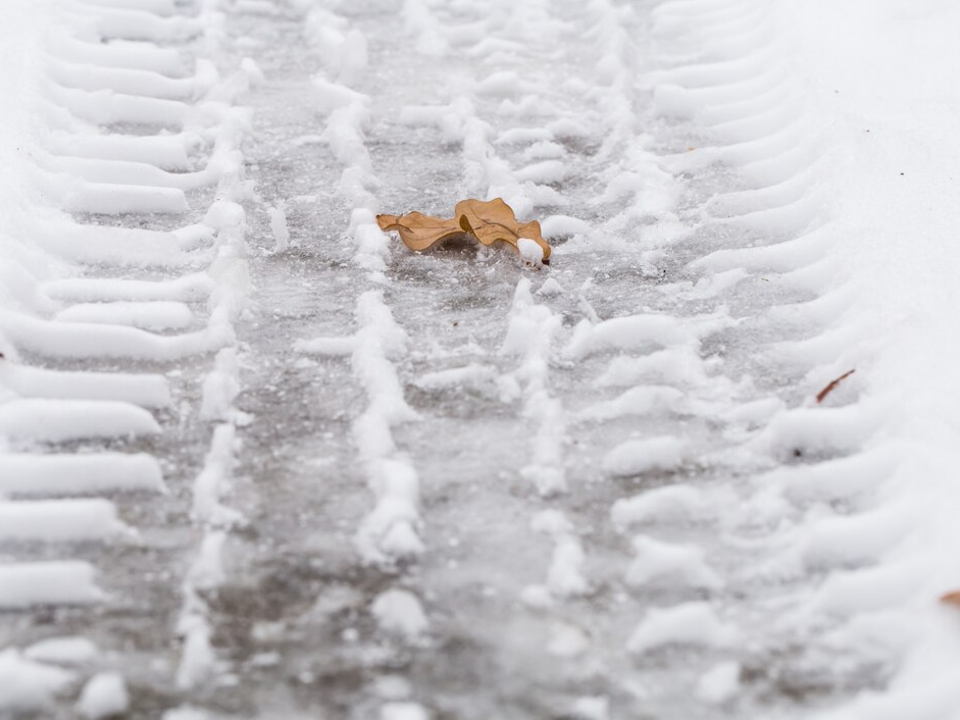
left=1, top=0, right=253, bottom=714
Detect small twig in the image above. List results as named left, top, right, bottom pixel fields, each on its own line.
left=940, top=590, right=960, bottom=609
left=815, top=369, right=856, bottom=404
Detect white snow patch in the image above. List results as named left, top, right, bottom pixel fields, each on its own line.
left=413, top=364, right=498, bottom=394
left=371, top=589, right=428, bottom=642
left=380, top=701, right=430, bottom=720
left=191, top=423, right=243, bottom=526
left=162, top=707, right=210, bottom=720
left=267, top=204, right=289, bottom=252
left=696, top=661, right=741, bottom=705
left=626, top=535, right=723, bottom=590
left=200, top=348, right=242, bottom=421
left=578, top=385, right=685, bottom=422
left=0, top=453, right=164, bottom=496
left=0, top=649, right=75, bottom=713
left=0, top=399, right=160, bottom=442
left=571, top=696, right=609, bottom=720
left=500, top=279, right=567, bottom=496
left=548, top=621, right=589, bottom=658
left=536, top=278, right=564, bottom=297
left=611, top=485, right=709, bottom=531
left=519, top=584, right=554, bottom=609
left=531, top=510, right=589, bottom=597
left=541, top=214, right=592, bottom=238
left=24, top=637, right=99, bottom=666
left=517, top=237, right=545, bottom=265
left=0, top=499, right=132, bottom=542
left=54, top=301, right=194, bottom=330
left=603, top=436, right=687, bottom=477
left=565, top=312, right=732, bottom=360
left=0, top=561, right=104, bottom=608
left=75, top=673, right=129, bottom=719
left=627, top=601, right=739, bottom=654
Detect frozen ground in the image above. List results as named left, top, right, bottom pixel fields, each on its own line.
left=1, top=0, right=959, bottom=718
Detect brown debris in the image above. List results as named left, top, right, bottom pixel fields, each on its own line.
left=377, top=198, right=552, bottom=264
left=815, top=369, right=856, bottom=404
left=940, top=590, right=960, bottom=609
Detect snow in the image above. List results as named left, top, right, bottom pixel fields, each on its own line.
left=0, top=362, right=171, bottom=407
left=0, top=649, right=75, bottom=713
left=0, top=499, right=131, bottom=542
left=191, top=423, right=242, bottom=526
left=413, top=364, right=498, bottom=394
left=0, top=453, right=165, bottom=496
left=540, top=214, right=591, bottom=238
left=380, top=701, right=430, bottom=720
left=176, top=618, right=216, bottom=691
left=626, top=535, right=723, bottom=590
left=627, top=601, right=739, bottom=654
left=564, top=312, right=732, bottom=360
left=517, top=237, right=545, bottom=265
left=570, top=696, right=609, bottom=720
left=578, top=385, right=685, bottom=422
left=536, top=278, right=564, bottom=297
left=0, top=399, right=160, bottom=442
left=514, top=160, right=568, bottom=185
left=547, top=621, right=589, bottom=658
left=200, top=348, right=242, bottom=421
left=611, top=485, right=709, bottom=530
left=371, top=589, right=429, bottom=642
left=267, top=204, right=289, bottom=252
left=162, top=708, right=210, bottom=720
left=24, top=637, right=99, bottom=666
left=0, top=562, right=104, bottom=608
left=531, top=510, right=589, bottom=597
left=696, top=661, right=741, bottom=705
left=500, top=278, right=568, bottom=496
left=54, top=301, right=195, bottom=330
left=759, top=2, right=960, bottom=715
left=75, top=672, right=129, bottom=719
left=602, top=436, right=687, bottom=478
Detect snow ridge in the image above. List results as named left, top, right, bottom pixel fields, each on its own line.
left=301, top=5, right=431, bottom=715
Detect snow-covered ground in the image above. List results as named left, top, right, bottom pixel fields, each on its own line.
left=2, top=0, right=959, bottom=718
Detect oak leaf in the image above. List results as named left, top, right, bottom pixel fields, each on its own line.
left=377, top=198, right=552, bottom=264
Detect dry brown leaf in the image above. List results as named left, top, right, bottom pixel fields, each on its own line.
left=377, top=198, right=552, bottom=264
left=375, top=211, right=464, bottom=251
